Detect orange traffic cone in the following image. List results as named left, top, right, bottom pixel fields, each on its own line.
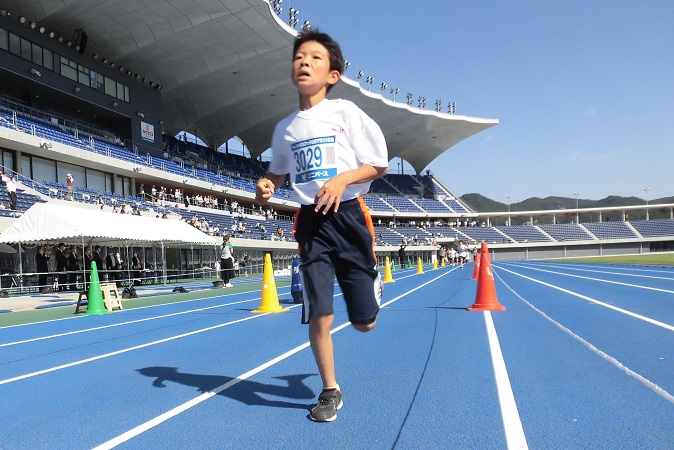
left=468, top=243, right=505, bottom=311
left=383, top=256, right=395, bottom=283
left=416, top=257, right=424, bottom=274
left=253, top=253, right=288, bottom=313
left=471, top=252, right=481, bottom=280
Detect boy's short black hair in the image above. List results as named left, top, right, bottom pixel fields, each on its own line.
left=293, top=28, right=345, bottom=75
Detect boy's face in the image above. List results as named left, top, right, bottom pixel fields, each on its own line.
left=292, top=40, right=340, bottom=97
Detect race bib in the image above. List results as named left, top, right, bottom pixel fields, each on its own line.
left=292, top=136, right=336, bottom=184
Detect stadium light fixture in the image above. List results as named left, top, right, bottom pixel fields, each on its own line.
left=435, top=99, right=443, bottom=112
left=390, top=87, right=399, bottom=101
left=344, top=60, right=350, bottom=72
left=287, top=7, right=299, bottom=28
left=357, top=71, right=364, bottom=80
left=406, top=93, right=413, bottom=106
left=380, top=83, right=388, bottom=94
left=366, top=76, right=374, bottom=91
left=644, top=186, right=651, bottom=219
left=418, top=96, right=426, bottom=109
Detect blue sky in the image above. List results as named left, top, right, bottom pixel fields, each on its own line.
left=262, top=0, right=673, bottom=202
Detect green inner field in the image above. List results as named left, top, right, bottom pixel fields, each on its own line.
left=548, top=252, right=674, bottom=266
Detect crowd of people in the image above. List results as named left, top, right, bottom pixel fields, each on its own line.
left=31, top=244, right=146, bottom=290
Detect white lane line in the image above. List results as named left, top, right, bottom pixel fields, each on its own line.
left=0, top=287, right=249, bottom=330
left=483, top=311, right=529, bottom=450
left=0, top=307, right=298, bottom=385
left=507, top=262, right=674, bottom=282
left=0, top=297, right=258, bottom=348
left=495, top=264, right=674, bottom=295
left=496, top=266, right=674, bottom=333
left=93, top=270, right=454, bottom=449
left=496, top=272, right=674, bottom=405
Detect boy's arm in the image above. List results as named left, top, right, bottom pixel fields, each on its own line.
left=315, top=164, right=388, bottom=214
left=256, top=172, right=286, bottom=205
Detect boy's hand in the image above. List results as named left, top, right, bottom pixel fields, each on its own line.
left=314, top=174, right=347, bottom=214
left=256, top=178, right=275, bottom=205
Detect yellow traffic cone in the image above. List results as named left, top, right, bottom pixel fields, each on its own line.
left=416, top=257, right=424, bottom=274
left=441, top=257, right=446, bottom=268
left=383, top=256, right=395, bottom=283
left=433, top=259, right=438, bottom=270
left=253, top=253, right=288, bottom=313
left=85, top=261, right=108, bottom=316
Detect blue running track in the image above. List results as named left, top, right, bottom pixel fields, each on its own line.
left=1, top=261, right=673, bottom=449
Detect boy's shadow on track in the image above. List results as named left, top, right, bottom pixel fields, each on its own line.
left=137, top=366, right=316, bottom=411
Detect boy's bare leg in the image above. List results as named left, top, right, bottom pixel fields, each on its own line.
left=309, top=313, right=337, bottom=387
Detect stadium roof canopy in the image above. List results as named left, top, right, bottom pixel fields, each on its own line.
left=1, top=0, right=498, bottom=173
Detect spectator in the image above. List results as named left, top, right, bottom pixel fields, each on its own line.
left=398, top=244, right=407, bottom=267
left=1, top=173, right=18, bottom=212
left=67, top=244, right=80, bottom=290
left=131, top=251, right=142, bottom=281
left=106, top=247, right=118, bottom=282
left=35, top=245, right=50, bottom=288
left=55, top=243, right=68, bottom=291
left=83, top=246, right=92, bottom=289
left=92, top=245, right=103, bottom=276
left=66, top=173, right=74, bottom=201
left=220, top=235, right=234, bottom=288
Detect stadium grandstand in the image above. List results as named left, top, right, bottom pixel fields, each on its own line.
left=0, top=0, right=673, bottom=294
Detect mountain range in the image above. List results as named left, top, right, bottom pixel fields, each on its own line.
left=460, top=194, right=674, bottom=223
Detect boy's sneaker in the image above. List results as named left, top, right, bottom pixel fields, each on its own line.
left=310, top=389, right=343, bottom=422
left=225, top=282, right=233, bottom=287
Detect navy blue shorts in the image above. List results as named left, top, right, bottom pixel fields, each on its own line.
left=294, top=197, right=382, bottom=325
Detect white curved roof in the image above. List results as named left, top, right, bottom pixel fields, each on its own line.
left=1, top=0, right=498, bottom=173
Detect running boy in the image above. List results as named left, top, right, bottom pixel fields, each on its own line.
left=256, top=29, right=388, bottom=422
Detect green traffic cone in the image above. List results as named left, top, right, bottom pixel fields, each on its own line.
left=407, top=258, right=412, bottom=268
left=86, top=261, right=108, bottom=315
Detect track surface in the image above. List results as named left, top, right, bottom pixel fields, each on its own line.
left=1, top=261, right=673, bottom=449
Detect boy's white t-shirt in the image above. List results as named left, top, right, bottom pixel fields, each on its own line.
left=268, top=98, right=388, bottom=205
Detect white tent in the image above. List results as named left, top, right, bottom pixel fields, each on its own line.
left=0, top=202, right=217, bottom=247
